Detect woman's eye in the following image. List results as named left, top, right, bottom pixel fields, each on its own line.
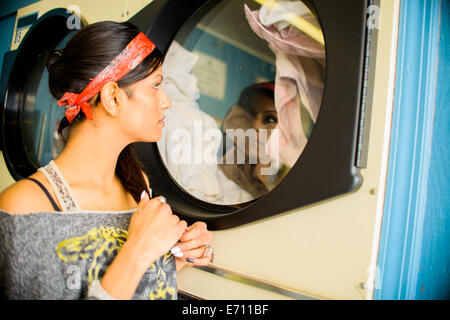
left=263, top=115, right=277, bottom=124
left=152, top=82, right=162, bottom=89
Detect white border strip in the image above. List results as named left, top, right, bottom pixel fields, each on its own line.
left=366, top=0, right=401, bottom=300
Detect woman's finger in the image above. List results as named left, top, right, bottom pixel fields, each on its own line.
left=176, top=247, right=204, bottom=259
left=179, top=222, right=207, bottom=242
left=185, top=254, right=213, bottom=266
left=136, top=194, right=165, bottom=214
left=176, top=231, right=212, bottom=252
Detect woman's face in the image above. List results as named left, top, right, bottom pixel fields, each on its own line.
left=119, top=66, right=171, bottom=142
left=251, top=94, right=278, bottom=131
left=249, top=94, right=277, bottom=164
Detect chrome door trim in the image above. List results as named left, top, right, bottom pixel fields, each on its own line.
left=195, top=265, right=323, bottom=300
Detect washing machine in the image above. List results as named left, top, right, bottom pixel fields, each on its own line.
left=0, top=0, right=401, bottom=299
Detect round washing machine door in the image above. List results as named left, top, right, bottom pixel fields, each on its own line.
left=132, top=0, right=370, bottom=230
left=1, top=8, right=85, bottom=180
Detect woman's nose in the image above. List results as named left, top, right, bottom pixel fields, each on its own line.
left=159, top=89, right=172, bottom=111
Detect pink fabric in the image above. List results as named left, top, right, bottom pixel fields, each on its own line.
left=244, top=5, right=325, bottom=167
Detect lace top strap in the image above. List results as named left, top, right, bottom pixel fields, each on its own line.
left=38, top=160, right=81, bottom=212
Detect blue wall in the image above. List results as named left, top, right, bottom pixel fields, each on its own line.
left=416, top=0, right=450, bottom=299
left=0, top=0, right=40, bottom=17
left=0, top=0, right=40, bottom=75
left=375, top=0, right=449, bottom=300
left=0, top=13, right=15, bottom=70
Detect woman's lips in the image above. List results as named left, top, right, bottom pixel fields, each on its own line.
left=159, top=116, right=165, bottom=126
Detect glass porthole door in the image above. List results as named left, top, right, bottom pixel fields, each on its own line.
left=157, top=0, right=325, bottom=206
left=133, top=0, right=370, bottom=230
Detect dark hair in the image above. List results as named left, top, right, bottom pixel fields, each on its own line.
left=236, top=82, right=275, bottom=118
left=46, top=21, right=163, bottom=203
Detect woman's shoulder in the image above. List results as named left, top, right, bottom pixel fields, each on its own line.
left=0, top=170, right=150, bottom=215
left=0, top=172, right=57, bottom=215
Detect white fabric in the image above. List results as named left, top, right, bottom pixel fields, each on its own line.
left=158, top=42, right=253, bottom=204
left=38, top=160, right=82, bottom=212
left=88, top=280, right=117, bottom=300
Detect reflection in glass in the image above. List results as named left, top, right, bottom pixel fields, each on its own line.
left=218, top=83, right=280, bottom=199
left=158, top=0, right=326, bottom=205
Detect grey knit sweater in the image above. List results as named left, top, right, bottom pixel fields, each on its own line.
left=0, top=209, right=177, bottom=300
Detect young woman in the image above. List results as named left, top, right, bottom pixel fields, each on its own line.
left=0, top=21, right=213, bottom=300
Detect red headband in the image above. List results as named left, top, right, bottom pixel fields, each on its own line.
left=57, top=32, right=156, bottom=123
left=250, top=82, right=275, bottom=91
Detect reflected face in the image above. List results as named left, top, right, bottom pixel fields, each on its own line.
left=252, top=95, right=277, bottom=164
left=120, top=66, right=171, bottom=142
left=250, top=94, right=278, bottom=132
left=223, top=91, right=277, bottom=163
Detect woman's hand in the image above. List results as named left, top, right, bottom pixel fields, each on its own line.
left=172, top=221, right=213, bottom=269
left=125, top=191, right=187, bottom=271
left=101, top=191, right=186, bottom=299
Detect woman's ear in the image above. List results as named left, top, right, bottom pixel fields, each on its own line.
left=99, top=82, right=121, bottom=117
